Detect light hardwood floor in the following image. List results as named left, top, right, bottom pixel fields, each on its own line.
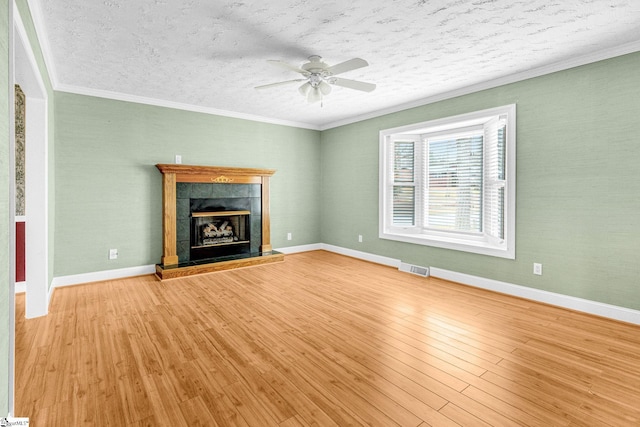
left=15, top=250, right=640, bottom=426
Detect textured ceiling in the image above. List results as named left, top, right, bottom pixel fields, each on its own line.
left=30, top=0, right=640, bottom=129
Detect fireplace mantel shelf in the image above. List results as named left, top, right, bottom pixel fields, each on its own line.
left=155, top=164, right=283, bottom=280
left=156, top=164, right=276, bottom=177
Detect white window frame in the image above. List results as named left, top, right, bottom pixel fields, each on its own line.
left=379, top=104, right=516, bottom=259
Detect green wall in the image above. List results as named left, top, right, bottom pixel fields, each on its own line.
left=54, top=93, right=321, bottom=276
left=321, top=52, right=640, bottom=311
left=2, top=0, right=636, bottom=419
left=1, top=0, right=10, bottom=417
left=54, top=52, right=640, bottom=312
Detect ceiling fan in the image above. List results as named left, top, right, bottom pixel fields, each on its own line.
left=255, top=55, right=376, bottom=103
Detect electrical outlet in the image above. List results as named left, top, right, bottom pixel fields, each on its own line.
left=358, top=234, right=363, bottom=243
left=109, top=249, right=118, bottom=260
left=287, top=232, right=292, bottom=241
left=533, top=263, right=542, bottom=275
left=175, top=154, right=182, bottom=164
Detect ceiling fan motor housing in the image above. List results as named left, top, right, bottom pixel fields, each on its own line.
left=302, top=55, right=329, bottom=71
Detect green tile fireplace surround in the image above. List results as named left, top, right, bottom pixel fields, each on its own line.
left=176, top=183, right=263, bottom=262
left=155, top=164, right=284, bottom=279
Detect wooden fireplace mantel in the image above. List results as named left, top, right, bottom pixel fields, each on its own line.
left=156, top=164, right=276, bottom=181
left=155, top=164, right=283, bottom=279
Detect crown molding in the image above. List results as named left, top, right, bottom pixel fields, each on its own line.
left=55, top=83, right=321, bottom=130
left=25, top=0, right=59, bottom=89
left=27, top=0, right=321, bottom=131
left=14, top=3, right=47, bottom=97
left=24, top=0, right=640, bottom=131
left=319, top=40, right=640, bottom=130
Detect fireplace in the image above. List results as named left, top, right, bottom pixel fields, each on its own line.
left=155, top=164, right=284, bottom=280
left=192, top=211, right=249, bottom=249
left=190, top=200, right=251, bottom=260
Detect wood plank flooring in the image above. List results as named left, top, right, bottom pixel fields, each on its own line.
left=15, top=250, right=640, bottom=426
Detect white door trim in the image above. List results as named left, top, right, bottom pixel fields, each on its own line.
left=14, top=1, right=49, bottom=318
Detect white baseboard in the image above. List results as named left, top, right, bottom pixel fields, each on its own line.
left=277, top=244, right=400, bottom=268
left=14, top=282, right=26, bottom=294
left=429, top=267, right=640, bottom=325
left=45, top=246, right=640, bottom=325
left=47, top=265, right=156, bottom=305
left=51, top=264, right=156, bottom=289
left=276, top=243, right=323, bottom=254
left=320, top=244, right=401, bottom=268
left=319, top=245, right=640, bottom=325
left=48, top=283, right=54, bottom=310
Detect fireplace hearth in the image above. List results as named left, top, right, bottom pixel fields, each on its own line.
left=155, top=164, right=284, bottom=280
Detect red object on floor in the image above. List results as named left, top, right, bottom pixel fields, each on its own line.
left=16, top=221, right=25, bottom=282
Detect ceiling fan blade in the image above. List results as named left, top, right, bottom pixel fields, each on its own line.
left=255, top=79, right=305, bottom=90
left=331, top=77, right=376, bottom=92
left=326, top=58, right=369, bottom=75
left=267, top=59, right=308, bottom=75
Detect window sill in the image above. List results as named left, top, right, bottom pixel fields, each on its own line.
left=380, top=230, right=515, bottom=259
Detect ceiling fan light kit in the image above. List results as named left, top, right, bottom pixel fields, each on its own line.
left=255, top=55, right=376, bottom=104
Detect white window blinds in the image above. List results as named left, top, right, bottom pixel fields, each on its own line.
left=424, top=131, right=483, bottom=233
left=392, top=140, right=417, bottom=226
left=483, top=115, right=507, bottom=242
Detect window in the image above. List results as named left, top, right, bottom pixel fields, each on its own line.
left=379, top=104, right=516, bottom=259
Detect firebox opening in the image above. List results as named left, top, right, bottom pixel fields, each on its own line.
left=190, top=210, right=251, bottom=261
